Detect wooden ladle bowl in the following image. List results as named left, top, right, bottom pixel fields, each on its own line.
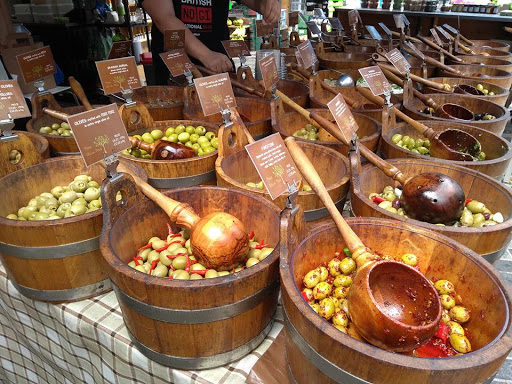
left=438, top=103, right=474, bottom=121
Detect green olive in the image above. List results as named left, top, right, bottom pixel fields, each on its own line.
left=147, top=250, right=160, bottom=264
left=309, top=303, right=320, bottom=314
left=84, top=187, right=101, bottom=202
left=333, top=275, right=352, bottom=288
left=313, top=281, right=332, bottom=300
left=172, top=255, right=188, bottom=270
left=139, top=248, right=151, bottom=261
left=247, top=248, right=262, bottom=259
left=472, top=213, right=485, bottom=226
left=466, top=200, right=485, bottom=214
left=460, top=209, right=474, bottom=227
left=318, top=298, right=336, bottom=320
left=449, top=306, right=470, bottom=323
left=303, top=269, right=321, bottom=289
left=401, top=253, right=418, bottom=267
left=70, top=180, right=88, bottom=193
left=434, top=280, right=455, bottom=295
left=59, top=191, right=78, bottom=204
left=174, top=270, right=190, bottom=280
left=89, top=199, right=102, bottom=209
left=217, top=271, right=230, bottom=277
left=340, top=258, right=356, bottom=275
left=317, top=266, right=328, bottom=282
left=6, top=214, right=17, bottom=220
left=441, top=309, right=451, bottom=324
left=446, top=321, right=465, bottom=336
left=152, top=265, right=168, bottom=277
left=68, top=204, right=87, bottom=216
left=440, top=294, right=456, bottom=310
left=449, top=333, right=471, bottom=353
left=332, top=310, right=349, bottom=327
left=340, top=299, right=349, bottom=317
left=246, top=258, right=259, bottom=267
left=159, top=250, right=173, bottom=266
left=257, top=247, right=273, bottom=261
left=141, top=132, right=155, bottom=143
left=205, top=270, right=219, bottom=279
left=190, top=273, right=203, bottom=280
left=134, top=265, right=146, bottom=273
left=391, top=134, right=402, bottom=144
left=72, top=197, right=88, bottom=206
left=151, top=239, right=167, bottom=250
left=332, top=286, right=349, bottom=299
left=328, top=258, right=342, bottom=277
left=56, top=203, right=71, bottom=217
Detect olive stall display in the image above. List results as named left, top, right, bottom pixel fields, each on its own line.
left=301, top=250, right=472, bottom=356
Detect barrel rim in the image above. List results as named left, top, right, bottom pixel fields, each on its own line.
left=426, top=77, right=509, bottom=95
left=444, top=65, right=512, bottom=78
left=281, top=217, right=512, bottom=372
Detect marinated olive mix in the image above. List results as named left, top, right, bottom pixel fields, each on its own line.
left=417, top=107, right=496, bottom=121
left=129, top=226, right=274, bottom=280
left=246, top=181, right=312, bottom=192
left=301, top=250, right=472, bottom=357
left=39, top=122, right=72, bottom=137
left=293, top=124, right=319, bottom=141
left=324, top=78, right=339, bottom=88
left=369, top=185, right=504, bottom=227
left=9, top=149, right=21, bottom=165
left=5, top=174, right=112, bottom=221
left=122, top=124, right=218, bottom=159
left=442, top=83, right=498, bottom=96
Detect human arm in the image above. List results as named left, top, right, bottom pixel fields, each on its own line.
left=239, top=0, right=280, bottom=24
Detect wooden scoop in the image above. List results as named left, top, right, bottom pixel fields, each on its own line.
left=390, top=31, right=462, bottom=63
left=68, top=76, right=93, bottom=111
left=357, top=86, right=481, bottom=161
left=276, top=91, right=466, bottom=224
left=284, top=136, right=442, bottom=352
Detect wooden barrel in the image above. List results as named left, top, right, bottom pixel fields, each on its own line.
left=439, top=65, right=512, bottom=89
left=0, top=156, right=147, bottom=302
left=270, top=99, right=381, bottom=156
left=448, top=56, right=512, bottom=72
left=183, top=87, right=271, bottom=140
left=317, top=49, right=372, bottom=82
left=121, top=119, right=219, bottom=189
left=0, top=131, right=50, bottom=179
left=131, top=85, right=185, bottom=121
left=460, top=47, right=512, bottom=61
left=215, top=120, right=349, bottom=222
left=407, top=57, right=436, bottom=78
left=350, top=156, right=512, bottom=264
left=379, top=120, right=512, bottom=180
left=402, top=92, right=509, bottom=135
left=423, top=77, right=509, bottom=106
left=99, top=179, right=281, bottom=369
left=469, top=40, right=510, bottom=52
left=281, top=217, right=512, bottom=384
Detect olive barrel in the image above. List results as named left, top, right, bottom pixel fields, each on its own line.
left=459, top=48, right=512, bottom=61
left=447, top=56, right=512, bottom=73
left=469, top=41, right=510, bottom=52
left=350, top=156, right=512, bottom=264
left=281, top=217, right=512, bottom=384
left=130, top=85, right=185, bottom=121
left=438, top=65, right=512, bottom=90
left=99, top=181, right=281, bottom=369
left=0, top=131, right=50, bottom=179
left=0, top=156, right=147, bottom=302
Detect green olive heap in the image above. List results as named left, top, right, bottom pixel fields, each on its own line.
left=246, top=181, right=312, bottom=192
left=293, top=124, right=319, bottom=141
left=5, top=174, right=109, bottom=221
left=123, top=124, right=218, bottom=159
left=369, top=185, right=504, bottom=227
left=390, top=134, right=487, bottom=161
left=9, top=149, right=21, bottom=165
left=39, top=122, right=72, bottom=137
left=129, top=227, right=274, bottom=280
left=301, top=251, right=471, bottom=357
left=474, top=113, right=496, bottom=121
left=475, top=83, right=496, bottom=96
left=324, top=78, right=339, bottom=88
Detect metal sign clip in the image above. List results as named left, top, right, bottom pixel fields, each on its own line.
left=0, top=115, right=17, bottom=143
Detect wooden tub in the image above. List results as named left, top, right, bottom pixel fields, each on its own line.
left=131, top=85, right=185, bottom=121
left=469, top=40, right=510, bottom=52
left=439, top=65, right=512, bottom=90
left=448, top=56, right=512, bottom=73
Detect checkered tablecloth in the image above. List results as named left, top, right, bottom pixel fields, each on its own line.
left=0, top=261, right=284, bottom=384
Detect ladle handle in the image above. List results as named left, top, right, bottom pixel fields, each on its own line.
left=415, top=36, right=462, bottom=63
left=69, top=76, right=93, bottom=111
left=377, top=63, right=445, bottom=91
left=403, top=44, right=459, bottom=74
left=284, top=137, right=367, bottom=259
left=274, top=90, right=325, bottom=132
left=42, top=107, right=69, bottom=121
left=355, top=87, right=436, bottom=141
left=195, top=65, right=265, bottom=98
left=290, top=62, right=312, bottom=80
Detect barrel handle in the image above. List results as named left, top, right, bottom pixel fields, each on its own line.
left=380, top=104, right=397, bottom=137
left=279, top=204, right=307, bottom=268
left=69, top=76, right=93, bottom=111
left=217, top=108, right=254, bottom=159
left=118, top=102, right=155, bottom=134
left=348, top=148, right=364, bottom=203
left=0, top=132, right=44, bottom=178
left=31, top=92, right=63, bottom=120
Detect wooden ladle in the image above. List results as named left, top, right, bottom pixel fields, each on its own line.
left=276, top=91, right=466, bottom=225
left=285, top=137, right=442, bottom=352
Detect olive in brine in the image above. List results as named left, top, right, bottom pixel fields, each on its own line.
left=449, top=306, right=470, bottom=323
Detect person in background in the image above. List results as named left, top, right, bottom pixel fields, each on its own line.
left=140, top=0, right=280, bottom=85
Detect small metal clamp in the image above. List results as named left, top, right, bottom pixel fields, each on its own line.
left=33, top=79, right=49, bottom=95
left=384, top=91, right=393, bottom=108
left=104, top=152, right=121, bottom=181
left=120, top=86, right=136, bottom=108
left=220, top=108, right=233, bottom=129
left=0, top=115, right=17, bottom=143
left=285, top=179, right=300, bottom=213
left=271, top=84, right=278, bottom=100
left=239, top=55, right=248, bottom=69
left=184, top=70, right=194, bottom=87
left=311, top=60, right=319, bottom=76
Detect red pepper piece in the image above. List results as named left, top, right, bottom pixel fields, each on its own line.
left=137, top=243, right=153, bottom=253
left=169, top=233, right=182, bottom=238
left=434, top=322, right=449, bottom=344
left=465, top=199, right=473, bottom=206
left=301, top=292, right=310, bottom=301
left=167, top=223, right=173, bottom=236
left=133, top=256, right=143, bottom=266
left=185, top=255, right=191, bottom=273
left=190, top=269, right=208, bottom=276
left=148, top=260, right=158, bottom=275
left=255, top=243, right=269, bottom=250
left=371, top=195, right=386, bottom=204
left=248, top=230, right=255, bottom=240
left=415, top=341, right=446, bottom=358
left=155, top=240, right=182, bottom=253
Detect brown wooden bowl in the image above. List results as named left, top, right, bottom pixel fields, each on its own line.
left=99, top=182, right=281, bottom=369
left=131, top=85, right=185, bottom=121
left=470, top=40, right=510, bottom=52
left=350, top=157, right=512, bottom=264
left=379, top=120, right=512, bottom=180
left=0, top=130, right=50, bottom=179
left=0, top=156, right=147, bottom=303
left=423, top=77, right=509, bottom=106
left=233, top=79, right=310, bottom=110
left=459, top=47, right=512, bottom=62
left=271, top=104, right=381, bottom=156
left=281, top=217, right=512, bottom=384
left=448, top=56, right=512, bottom=72
left=439, top=65, right=512, bottom=89
left=318, top=51, right=372, bottom=73
left=402, top=93, right=508, bottom=135
left=120, top=119, right=219, bottom=189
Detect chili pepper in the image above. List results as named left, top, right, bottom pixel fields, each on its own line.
left=344, top=248, right=352, bottom=258
left=155, top=240, right=181, bottom=253
left=148, top=260, right=158, bottom=275
left=137, top=243, right=152, bottom=253
left=181, top=241, right=186, bottom=246
left=248, top=230, right=255, bottom=240
left=301, top=291, right=310, bottom=301
left=168, top=233, right=182, bottom=238
left=167, top=275, right=174, bottom=279
left=434, top=321, right=449, bottom=344
left=185, top=255, right=191, bottom=273
left=255, top=243, right=268, bottom=250
left=465, top=199, right=473, bottom=206
left=133, top=256, right=143, bottom=266
left=167, top=223, right=173, bottom=236
left=166, top=253, right=188, bottom=260
left=371, top=195, right=386, bottom=204
left=190, top=269, right=208, bottom=276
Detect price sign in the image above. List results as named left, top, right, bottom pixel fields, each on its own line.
left=107, top=40, right=132, bottom=59
left=401, top=15, right=410, bottom=26
left=430, top=28, right=443, bottom=45
left=365, top=25, right=382, bottom=41
left=443, top=24, right=458, bottom=34
left=66, top=103, right=130, bottom=167
left=193, top=73, right=236, bottom=116
left=348, top=10, right=359, bottom=27
left=96, top=57, right=142, bottom=95
left=378, top=22, right=392, bottom=36
left=294, top=50, right=304, bottom=67
left=256, top=20, right=276, bottom=37
left=404, top=41, right=425, bottom=60
left=329, top=18, right=343, bottom=31
left=16, top=46, right=56, bottom=84
left=221, top=40, right=251, bottom=59
left=297, top=40, right=317, bottom=70
left=385, top=48, right=411, bottom=74
left=436, top=26, right=452, bottom=41
left=289, top=11, right=299, bottom=26
left=164, top=29, right=185, bottom=51
left=160, top=49, right=195, bottom=77
left=358, top=66, right=392, bottom=96
left=0, top=80, right=30, bottom=120
left=259, top=54, right=279, bottom=91
left=305, top=21, right=321, bottom=35
left=245, top=132, right=301, bottom=200
left=393, top=14, right=404, bottom=29
left=327, top=94, right=359, bottom=143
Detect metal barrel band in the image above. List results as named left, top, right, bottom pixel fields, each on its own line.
left=283, top=306, right=371, bottom=384
left=147, top=169, right=216, bottom=189
left=0, top=236, right=100, bottom=259
left=127, top=317, right=274, bottom=370
left=113, top=278, right=279, bottom=323
left=8, top=278, right=111, bottom=302
left=304, top=197, right=346, bottom=222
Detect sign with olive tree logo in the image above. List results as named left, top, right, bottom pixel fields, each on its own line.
left=96, top=57, right=142, bottom=95
left=160, top=49, right=195, bottom=77
left=193, top=73, right=236, bottom=116
left=16, top=46, right=56, bottom=84
left=0, top=80, right=30, bottom=120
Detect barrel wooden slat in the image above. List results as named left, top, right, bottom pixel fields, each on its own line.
left=379, top=120, right=512, bottom=180
left=0, top=156, right=146, bottom=302
left=281, top=217, right=512, bottom=384
left=100, top=182, right=281, bottom=368
left=350, top=157, right=512, bottom=264
left=438, top=65, right=512, bottom=89
left=131, top=85, right=185, bottom=121
left=0, top=131, right=50, bottom=178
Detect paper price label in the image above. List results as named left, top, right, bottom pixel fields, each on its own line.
left=289, top=11, right=299, bottom=26
left=245, top=132, right=301, bottom=200
left=378, top=22, right=392, bottom=36
left=404, top=41, right=425, bottom=60
left=96, top=57, right=141, bottom=95
left=164, top=30, right=185, bottom=51
left=443, top=24, right=458, bottom=34
left=193, top=73, right=236, bottom=117
left=259, top=55, right=279, bottom=91
left=348, top=10, right=359, bottom=27
left=66, top=103, right=130, bottom=167
left=297, top=40, right=317, bottom=70
left=436, top=26, right=452, bottom=40
left=365, top=25, right=382, bottom=41
left=358, top=66, right=392, bottom=96
left=306, top=21, right=321, bottom=35
left=160, top=49, right=195, bottom=77
left=327, top=94, right=359, bottom=144
left=385, top=48, right=411, bottom=74
left=430, top=28, right=443, bottom=45
left=256, top=20, right=276, bottom=37
left=0, top=80, right=30, bottom=120
left=107, top=40, right=132, bottom=60
left=393, top=14, right=404, bottom=29
left=221, top=40, right=251, bottom=59
left=16, top=46, right=56, bottom=84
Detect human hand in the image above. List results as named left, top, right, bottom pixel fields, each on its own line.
left=200, top=51, right=233, bottom=73
left=259, top=0, right=280, bottom=24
